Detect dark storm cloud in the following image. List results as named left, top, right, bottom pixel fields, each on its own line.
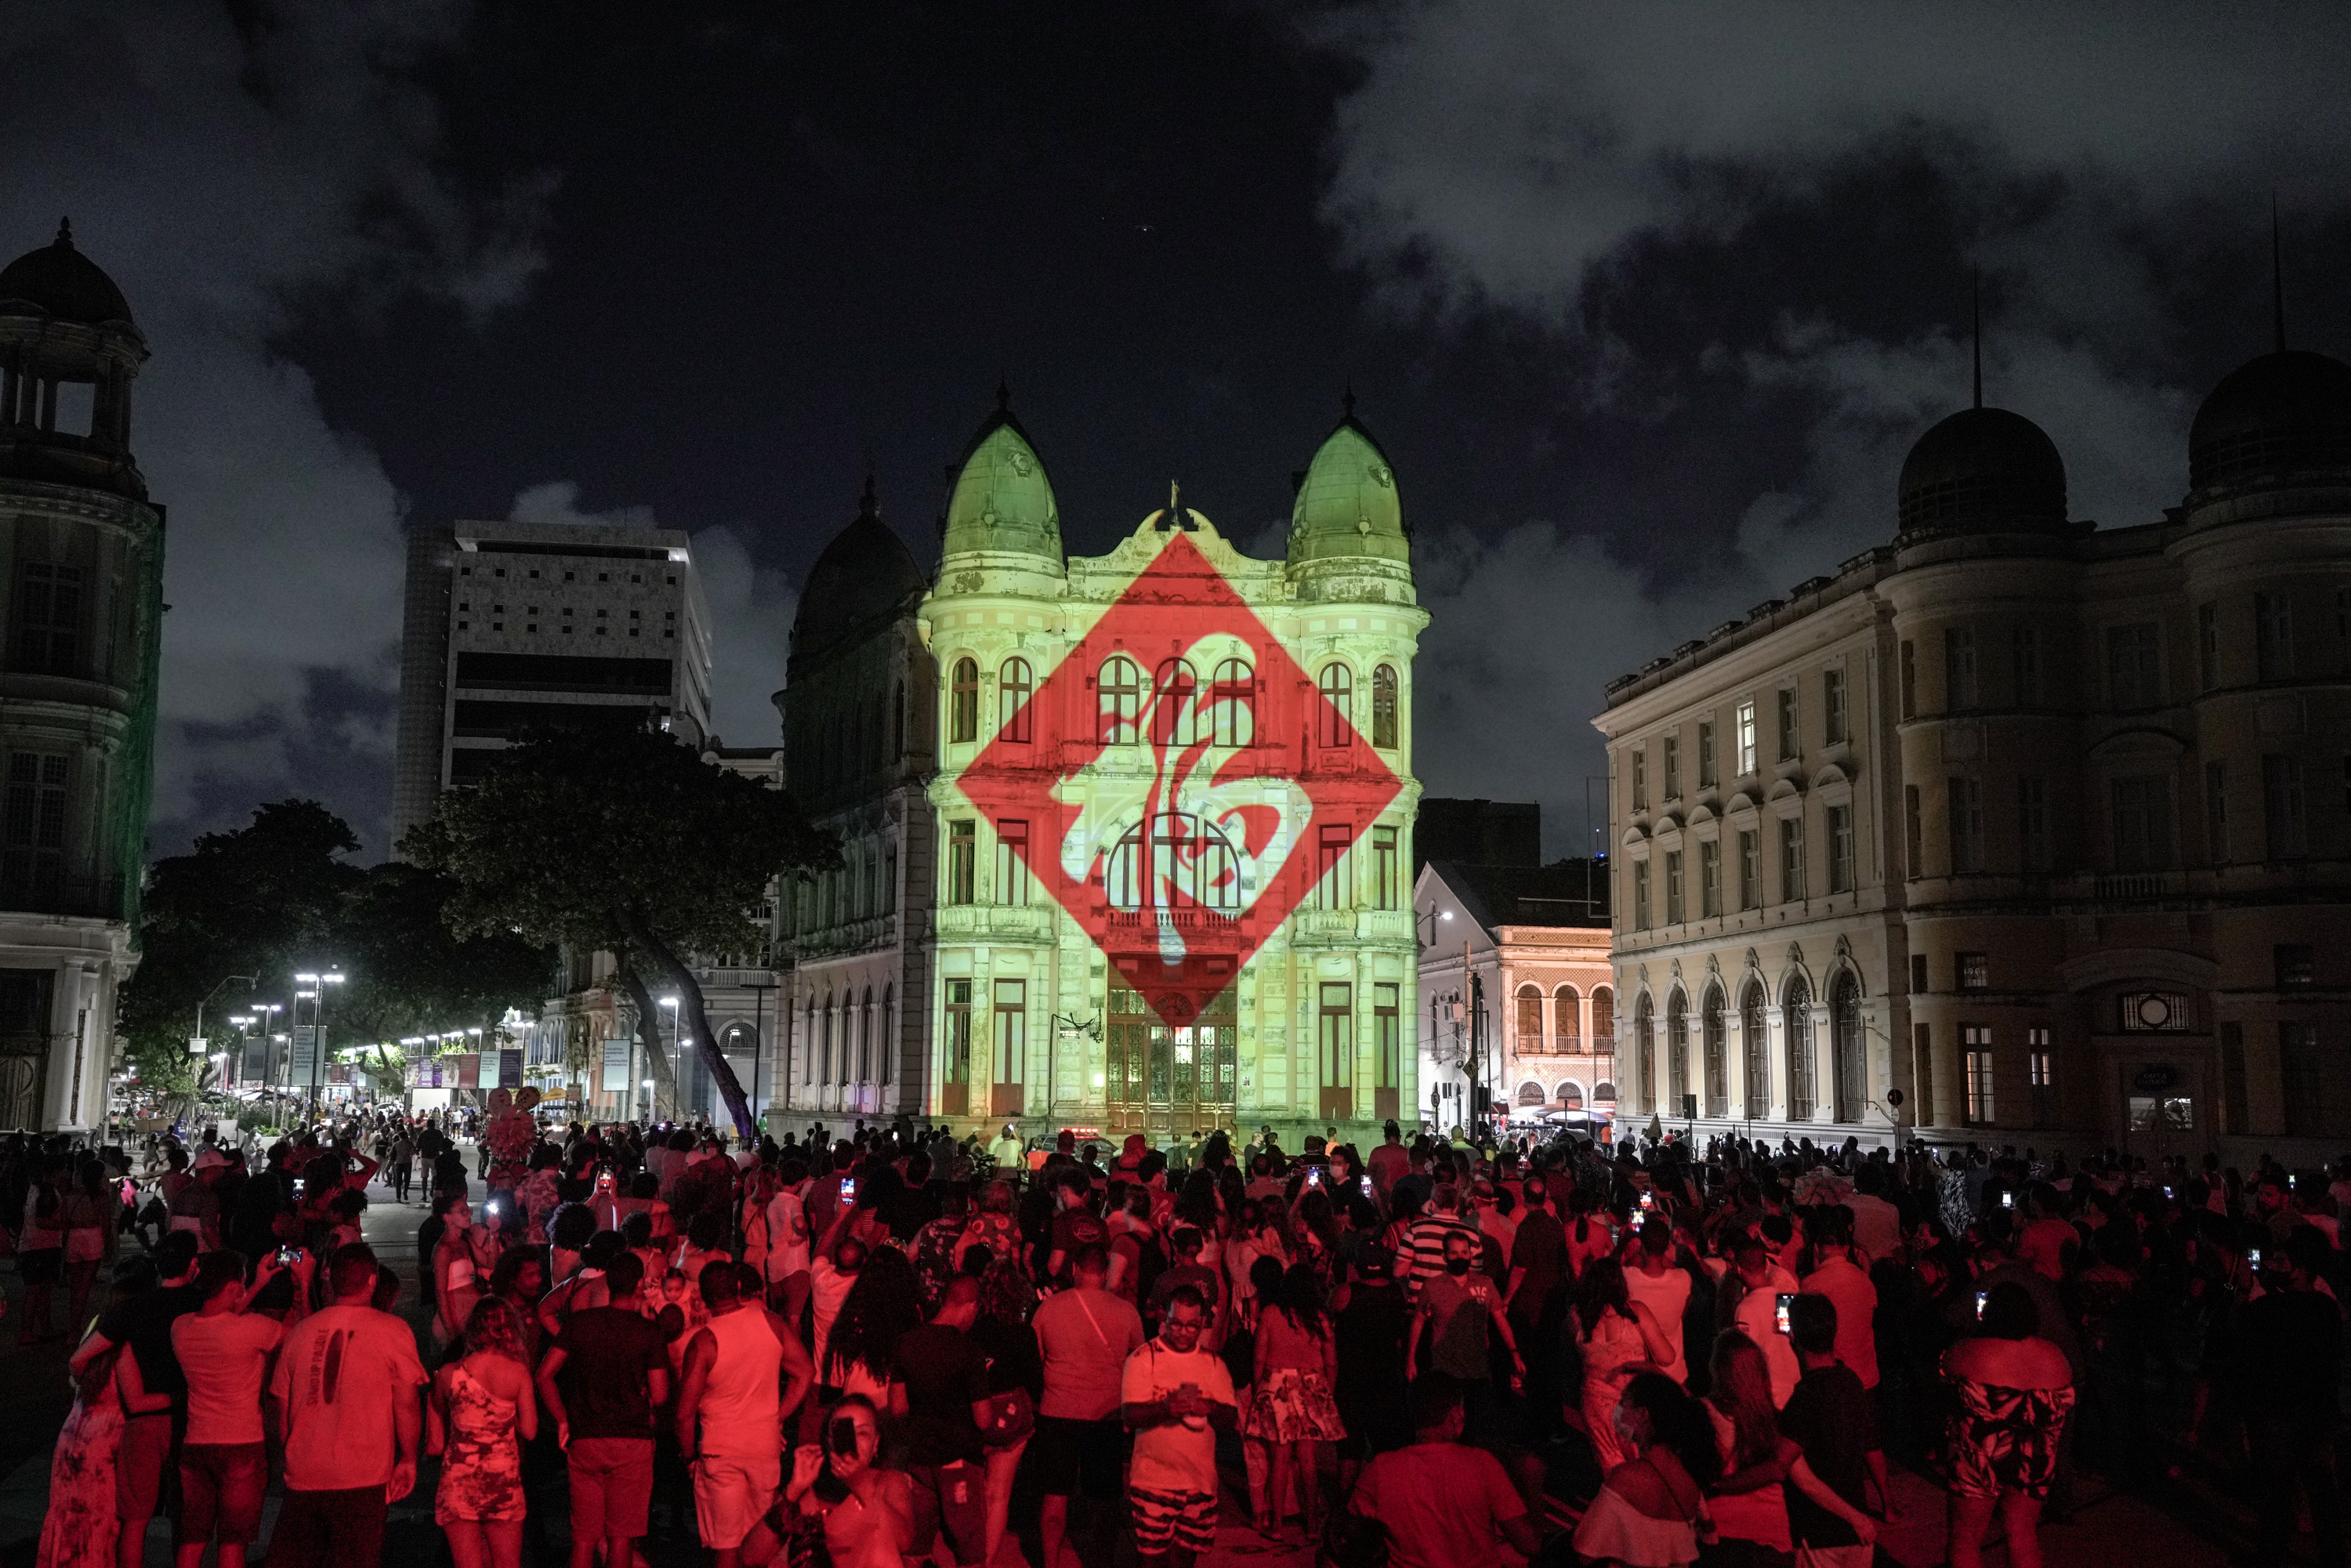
left=1320, top=1, right=2351, bottom=853
left=0, top=2, right=551, bottom=854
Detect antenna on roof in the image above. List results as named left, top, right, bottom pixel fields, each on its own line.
left=1971, top=268, right=1983, bottom=411
left=2272, top=193, right=2288, bottom=354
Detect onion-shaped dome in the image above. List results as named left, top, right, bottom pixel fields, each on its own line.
left=2187, top=348, right=2351, bottom=496
left=1288, top=398, right=1407, bottom=567
left=791, top=478, right=926, bottom=664
left=1895, top=406, right=2067, bottom=538
left=940, top=389, right=1061, bottom=560
left=0, top=220, right=135, bottom=329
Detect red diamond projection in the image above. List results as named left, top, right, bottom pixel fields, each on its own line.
left=952, top=531, right=1404, bottom=1030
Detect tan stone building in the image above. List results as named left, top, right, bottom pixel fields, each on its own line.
left=1596, top=337, right=2351, bottom=1163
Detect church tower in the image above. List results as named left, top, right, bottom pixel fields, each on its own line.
left=0, top=223, right=165, bottom=1130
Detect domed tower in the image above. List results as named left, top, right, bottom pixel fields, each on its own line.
left=1286, top=394, right=1413, bottom=605
left=938, top=387, right=1063, bottom=592
left=0, top=222, right=166, bottom=1132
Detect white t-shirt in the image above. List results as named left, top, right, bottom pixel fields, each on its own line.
left=1119, top=1340, right=1235, bottom=1495
left=1621, top=1262, right=1693, bottom=1384
left=1799, top=1255, right=1880, bottom=1389
left=764, top=1190, right=810, bottom=1280
left=267, top=1305, right=427, bottom=1492
left=808, top=1258, right=858, bottom=1372
left=175, top=1312, right=285, bottom=1445
left=1730, top=1268, right=1802, bottom=1408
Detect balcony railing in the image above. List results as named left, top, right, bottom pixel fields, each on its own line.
left=2092, top=871, right=2185, bottom=901
left=936, top=905, right=1055, bottom=942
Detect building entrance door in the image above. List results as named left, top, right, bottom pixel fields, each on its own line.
left=0, top=971, right=50, bottom=1129
left=2117, top=1053, right=2204, bottom=1165
left=1107, top=976, right=1237, bottom=1138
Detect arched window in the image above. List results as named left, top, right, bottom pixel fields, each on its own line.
left=1516, top=984, right=1543, bottom=1048
left=1784, top=975, right=1816, bottom=1120
left=1099, top=656, right=1141, bottom=744
left=1741, top=983, right=1770, bottom=1120
left=858, top=987, right=874, bottom=1083
left=879, top=984, right=893, bottom=1085
left=1317, top=664, right=1353, bottom=748
left=1634, top=994, right=1654, bottom=1113
left=1831, top=971, right=1864, bottom=1121
left=1106, top=813, right=1240, bottom=911
left=804, top=997, right=817, bottom=1087
left=1553, top=984, right=1581, bottom=1050
left=950, top=657, right=979, bottom=743
left=1666, top=991, right=1690, bottom=1114
left=1592, top=986, right=1615, bottom=1041
left=1372, top=664, right=1399, bottom=748
left=1702, top=986, right=1728, bottom=1117
left=1595, top=1080, right=1617, bottom=1103
left=1556, top=1081, right=1584, bottom=1109
left=819, top=991, right=835, bottom=1085
left=1516, top=1081, right=1547, bottom=1106
left=999, top=657, right=1033, bottom=743
left=1152, top=658, right=1197, bottom=747
left=1211, top=659, right=1255, bottom=746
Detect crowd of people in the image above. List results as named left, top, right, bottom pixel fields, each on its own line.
left=5, top=1112, right=2348, bottom=1568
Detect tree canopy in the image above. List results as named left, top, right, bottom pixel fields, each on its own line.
left=121, top=800, right=555, bottom=1100
left=400, top=722, right=833, bottom=1136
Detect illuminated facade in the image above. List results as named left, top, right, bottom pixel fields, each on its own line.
left=889, top=396, right=1425, bottom=1143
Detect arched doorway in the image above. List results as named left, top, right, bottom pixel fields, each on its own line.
left=1784, top=976, right=1815, bottom=1121
left=1634, top=993, right=1655, bottom=1113
left=1741, top=982, right=1770, bottom=1121
left=1666, top=991, right=1690, bottom=1118
left=1702, top=987, right=1728, bottom=1118
left=1831, top=971, right=1864, bottom=1121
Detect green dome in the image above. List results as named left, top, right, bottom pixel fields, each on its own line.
left=1288, top=407, right=1407, bottom=566
left=942, top=397, right=1062, bottom=560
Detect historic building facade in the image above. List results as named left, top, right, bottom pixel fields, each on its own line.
left=772, top=397, right=1426, bottom=1144
left=1598, top=331, right=2351, bottom=1161
left=0, top=225, right=165, bottom=1131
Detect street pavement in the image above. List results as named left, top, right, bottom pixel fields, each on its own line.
left=0, top=1152, right=2284, bottom=1567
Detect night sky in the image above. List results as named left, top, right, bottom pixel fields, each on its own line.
left=6, top=3, right=2350, bottom=861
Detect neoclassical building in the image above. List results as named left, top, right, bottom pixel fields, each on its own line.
left=0, top=225, right=165, bottom=1132
left=774, top=395, right=1427, bottom=1145
left=1598, top=324, right=2351, bottom=1161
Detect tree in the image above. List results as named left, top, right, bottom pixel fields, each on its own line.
left=402, top=722, right=833, bottom=1139
left=333, top=860, right=555, bottom=1052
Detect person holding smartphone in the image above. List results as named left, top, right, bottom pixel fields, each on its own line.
left=765, top=1399, right=911, bottom=1568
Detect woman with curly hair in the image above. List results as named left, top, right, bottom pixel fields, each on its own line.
left=814, top=1247, right=924, bottom=1433
left=429, top=1298, right=539, bottom=1568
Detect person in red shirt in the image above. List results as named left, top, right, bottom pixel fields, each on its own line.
left=1348, top=1375, right=1535, bottom=1568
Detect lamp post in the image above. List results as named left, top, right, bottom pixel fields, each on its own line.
left=292, top=970, right=346, bottom=1116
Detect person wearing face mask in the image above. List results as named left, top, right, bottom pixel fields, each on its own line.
left=1405, top=1232, right=1523, bottom=1441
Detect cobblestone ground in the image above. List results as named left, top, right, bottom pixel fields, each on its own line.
left=0, top=1154, right=2302, bottom=1568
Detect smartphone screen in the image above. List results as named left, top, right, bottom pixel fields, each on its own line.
left=827, top=1418, right=857, bottom=1454
left=840, top=1177, right=857, bottom=1201
left=1975, top=1290, right=1989, bottom=1320
left=1774, top=1292, right=1794, bottom=1336
left=2248, top=1248, right=2263, bottom=1269
left=1306, top=1168, right=1321, bottom=1186
left=1359, top=1175, right=1375, bottom=1197
left=2000, top=1190, right=2013, bottom=1209
left=277, top=1246, right=301, bottom=1266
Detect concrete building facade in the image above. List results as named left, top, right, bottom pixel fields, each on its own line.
left=1597, top=333, right=2351, bottom=1164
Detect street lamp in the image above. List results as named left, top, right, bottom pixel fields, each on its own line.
left=292, top=970, right=346, bottom=1114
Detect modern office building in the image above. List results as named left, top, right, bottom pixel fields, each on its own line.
left=389, top=516, right=714, bottom=853
left=1596, top=320, right=2351, bottom=1161
left=0, top=223, right=166, bottom=1131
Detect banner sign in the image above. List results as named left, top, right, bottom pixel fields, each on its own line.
left=498, top=1048, right=523, bottom=1088
left=602, top=1036, right=629, bottom=1092
left=290, top=1025, right=320, bottom=1083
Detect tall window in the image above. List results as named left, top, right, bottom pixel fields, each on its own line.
left=2256, top=591, right=2294, bottom=681
left=2263, top=754, right=2306, bottom=859
left=1699, top=840, right=1722, bottom=917
left=1316, top=824, right=1350, bottom=909
left=1827, top=805, right=1855, bottom=893
left=1900, top=641, right=1917, bottom=719
left=2019, top=777, right=2049, bottom=870
left=820, top=993, right=835, bottom=1084
left=1107, top=813, right=1240, bottom=911
left=1371, top=665, right=1398, bottom=748
left=1963, top=1026, right=1994, bottom=1124
left=1823, top=670, right=1847, bottom=744
left=1371, top=825, right=1399, bottom=911
left=1913, top=1023, right=1933, bottom=1126
left=950, top=657, right=980, bottom=743
left=946, top=820, right=976, bottom=904
left=2197, top=603, right=2219, bottom=692
left=1663, top=735, right=1681, bottom=800
left=2013, top=626, right=2040, bottom=706
left=991, top=980, right=1026, bottom=1117
left=1374, top=983, right=1400, bottom=1098
left=857, top=988, right=873, bottom=1083
left=2112, top=776, right=2173, bottom=871
left=1099, top=657, right=1141, bottom=744
left=1319, top=983, right=1353, bottom=1118
left=1592, top=987, right=1614, bottom=1043
left=1904, top=785, right=1923, bottom=878
left=1697, top=721, right=1717, bottom=787
left=1949, top=778, right=1983, bottom=872
left=1317, top=664, right=1353, bottom=747
left=1778, top=817, right=1803, bottom=903
left=2280, top=1023, right=2323, bottom=1138
left=1945, top=626, right=1977, bottom=710
left=1777, top=688, right=1799, bottom=761
left=2106, top=623, right=2161, bottom=710
left=1958, top=951, right=1988, bottom=990
left=1211, top=659, right=1254, bottom=746
left=1516, top=986, right=1543, bottom=1048
left=1741, top=984, right=1770, bottom=1119
left=13, top=562, right=79, bottom=676
left=1151, top=658, right=1197, bottom=746
left=1702, top=987, right=1727, bottom=1117
left=1665, top=992, right=1689, bottom=1114
left=1831, top=972, right=1864, bottom=1121
left=1737, top=830, right=1759, bottom=911
left=999, top=657, right=1033, bottom=742
left=1554, top=985, right=1581, bottom=1050
left=1632, top=860, right=1650, bottom=930
left=1784, top=976, right=1814, bottom=1121
left=2027, top=1027, right=2053, bottom=1127
left=0, top=753, right=66, bottom=900
left=2205, top=761, right=2228, bottom=863
left=944, top=980, right=973, bottom=1092
left=1664, top=849, right=1684, bottom=924
left=1735, top=700, right=1757, bottom=774
left=995, top=820, right=1028, bottom=906
left=1631, top=749, right=1649, bottom=811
